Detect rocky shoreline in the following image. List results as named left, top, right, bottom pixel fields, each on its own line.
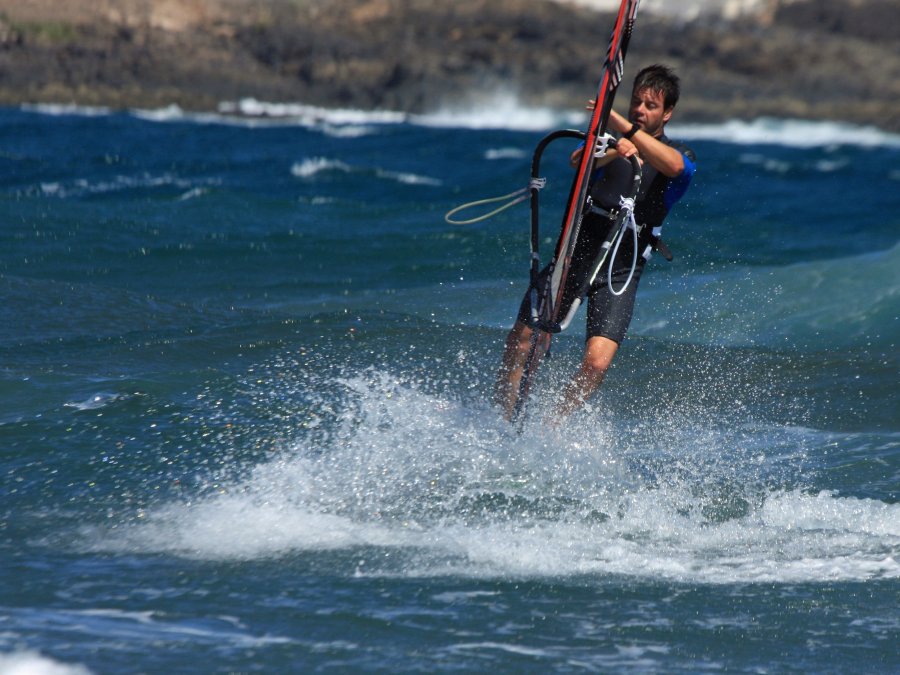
left=1, top=0, right=898, bottom=130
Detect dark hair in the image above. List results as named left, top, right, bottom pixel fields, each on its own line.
left=632, top=64, right=680, bottom=109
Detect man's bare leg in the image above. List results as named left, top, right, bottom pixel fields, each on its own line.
left=494, top=320, right=535, bottom=419
left=554, top=335, right=619, bottom=418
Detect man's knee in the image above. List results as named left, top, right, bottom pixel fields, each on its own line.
left=582, top=337, right=618, bottom=374
left=583, top=352, right=613, bottom=375
left=506, top=322, right=533, bottom=355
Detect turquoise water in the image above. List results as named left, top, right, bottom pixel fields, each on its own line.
left=1, top=103, right=898, bottom=673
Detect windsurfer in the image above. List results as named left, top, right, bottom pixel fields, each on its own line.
left=495, top=64, right=697, bottom=421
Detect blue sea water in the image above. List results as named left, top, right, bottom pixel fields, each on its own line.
left=1, top=100, right=898, bottom=674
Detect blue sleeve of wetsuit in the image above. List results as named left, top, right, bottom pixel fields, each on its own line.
left=663, top=152, right=696, bottom=211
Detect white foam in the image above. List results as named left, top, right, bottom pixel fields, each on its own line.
left=375, top=168, right=442, bottom=186
left=22, top=96, right=579, bottom=132
left=34, top=173, right=220, bottom=200
left=64, top=608, right=293, bottom=647
left=86, top=371, right=900, bottom=585
left=670, top=117, right=900, bottom=148
left=447, top=641, right=552, bottom=658
left=290, top=157, right=441, bottom=186
left=176, top=186, right=209, bottom=201
left=108, top=493, right=409, bottom=560
left=290, top=157, right=352, bottom=178
left=21, top=99, right=900, bottom=146
left=416, top=98, right=584, bottom=131
left=131, top=104, right=189, bottom=122
left=0, top=650, right=93, bottom=675
left=1, top=608, right=293, bottom=654
left=22, top=103, right=112, bottom=117
left=222, top=94, right=583, bottom=132
left=218, top=98, right=408, bottom=126
left=63, top=392, right=122, bottom=411
left=485, top=147, right=528, bottom=160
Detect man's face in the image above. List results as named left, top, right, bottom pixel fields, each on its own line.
left=628, top=87, right=673, bottom=137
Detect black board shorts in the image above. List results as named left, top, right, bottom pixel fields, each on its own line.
left=517, top=213, right=647, bottom=344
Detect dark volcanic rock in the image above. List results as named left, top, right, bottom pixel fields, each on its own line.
left=0, top=0, right=897, bottom=130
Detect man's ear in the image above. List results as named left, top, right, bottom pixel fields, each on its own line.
left=662, top=106, right=674, bottom=125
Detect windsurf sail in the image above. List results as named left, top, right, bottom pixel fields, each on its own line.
left=513, top=0, right=641, bottom=421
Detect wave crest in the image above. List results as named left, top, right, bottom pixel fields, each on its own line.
left=83, top=368, right=899, bottom=584
left=22, top=100, right=900, bottom=146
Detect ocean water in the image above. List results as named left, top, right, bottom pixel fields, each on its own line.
left=1, top=101, right=898, bottom=674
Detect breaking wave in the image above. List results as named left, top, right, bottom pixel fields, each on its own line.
left=83, top=369, right=900, bottom=585
left=23, top=100, right=900, bottom=147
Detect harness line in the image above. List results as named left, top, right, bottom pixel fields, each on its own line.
left=444, top=178, right=546, bottom=225
left=607, top=195, right=639, bottom=296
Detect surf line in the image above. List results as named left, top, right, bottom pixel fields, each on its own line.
left=447, top=0, right=643, bottom=423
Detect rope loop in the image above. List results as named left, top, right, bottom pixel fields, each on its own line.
left=444, top=179, right=545, bottom=225
left=607, top=194, right=640, bottom=296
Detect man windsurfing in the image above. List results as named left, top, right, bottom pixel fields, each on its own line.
left=495, top=64, right=697, bottom=420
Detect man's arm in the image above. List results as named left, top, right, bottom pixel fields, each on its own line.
left=609, top=110, right=685, bottom=177
left=568, top=133, right=641, bottom=169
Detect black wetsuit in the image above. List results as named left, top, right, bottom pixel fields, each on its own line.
left=518, top=136, right=696, bottom=343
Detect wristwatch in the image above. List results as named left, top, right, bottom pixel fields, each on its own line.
left=622, top=123, right=640, bottom=140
